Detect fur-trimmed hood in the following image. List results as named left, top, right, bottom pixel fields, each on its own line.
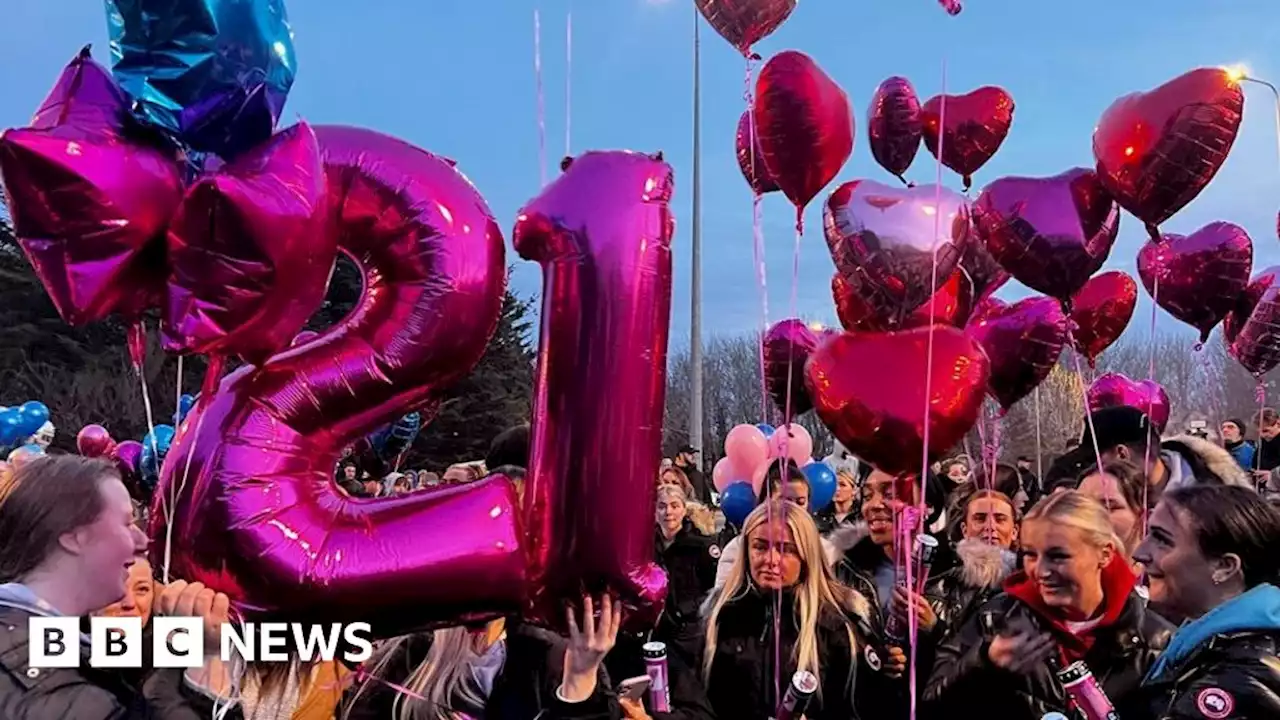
left=953, top=538, right=1018, bottom=590
left=1163, top=434, right=1252, bottom=490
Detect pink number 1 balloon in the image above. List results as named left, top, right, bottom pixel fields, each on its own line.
left=515, top=151, right=674, bottom=630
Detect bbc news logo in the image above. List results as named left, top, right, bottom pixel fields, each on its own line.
left=28, top=618, right=374, bottom=669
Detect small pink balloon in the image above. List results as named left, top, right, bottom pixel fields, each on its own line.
left=724, top=424, right=770, bottom=476
left=769, top=424, right=813, bottom=465
left=77, top=424, right=117, bottom=458
left=1087, top=373, right=1171, bottom=434
left=712, top=457, right=741, bottom=493
left=115, top=440, right=144, bottom=475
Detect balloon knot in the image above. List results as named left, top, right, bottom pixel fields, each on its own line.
left=560, top=156, right=574, bottom=172
left=77, top=45, right=93, bottom=60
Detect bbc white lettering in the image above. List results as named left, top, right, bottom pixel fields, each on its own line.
left=29, top=617, right=375, bottom=668
left=153, top=617, right=204, bottom=668
left=259, top=623, right=290, bottom=662
left=90, top=617, right=141, bottom=668
left=343, top=623, right=374, bottom=663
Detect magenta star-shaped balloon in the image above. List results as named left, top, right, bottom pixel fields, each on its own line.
left=0, top=47, right=182, bottom=325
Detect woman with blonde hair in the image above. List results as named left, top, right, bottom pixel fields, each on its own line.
left=653, top=484, right=719, bottom=638
left=814, top=469, right=858, bottom=534
left=671, top=500, right=892, bottom=720
left=925, top=490, right=1171, bottom=720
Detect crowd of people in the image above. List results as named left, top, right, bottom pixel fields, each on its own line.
left=2, top=405, right=1280, bottom=719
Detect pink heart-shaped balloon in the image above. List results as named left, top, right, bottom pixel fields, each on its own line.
left=1226, top=266, right=1280, bottom=378
left=754, top=51, right=853, bottom=210
left=1070, top=270, right=1137, bottom=365
left=735, top=110, right=778, bottom=195
left=867, top=76, right=923, bottom=183
left=1087, top=373, right=1171, bottom=434
left=694, top=0, right=797, bottom=57
left=1137, top=221, right=1253, bottom=343
left=762, top=319, right=819, bottom=417
left=966, top=296, right=1069, bottom=410
left=974, top=168, right=1120, bottom=303
left=805, top=327, right=990, bottom=476
left=1093, top=68, right=1243, bottom=238
left=824, top=179, right=973, bottom=329
left=958, top=232, right=1010, bottom=301
left=162, top=122, right=336, bottom=365
left=922, top=86, right=1014, bottom=189
left=0, top=49, right=182, bottom=325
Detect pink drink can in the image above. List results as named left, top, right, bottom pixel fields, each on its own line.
left=1057, top=661, right=1120, bottom=720
left=775, top=670, right=818, bottom=720
left=643, top=641, right=671, bottom=712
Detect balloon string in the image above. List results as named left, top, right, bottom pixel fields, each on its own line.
left=1034, top=386, right=1043, bottom=483
left=1069, top=340, right=1105, bottom=478
left=1142, top=276, right=1159, bottom=516
left=136, top=323, right=160, bottom=468
left=565, top=10, right=572, bottom=159
left=745, top=56, right=769, bottom=423
left=175, top=355, right=184, bottom=427
left=163, top=405, right=208, bottom=584
left=910, top=56, right=947, bottom=720
left=534, top=9, right=546, bottom=187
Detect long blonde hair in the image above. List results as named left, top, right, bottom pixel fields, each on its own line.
left=1023, top=490, right=1124, bottom=554
left=701, top=501, right=860, bottom=693
left=345, top=622, right=502, bottom=720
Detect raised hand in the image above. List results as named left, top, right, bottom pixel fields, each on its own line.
left=560, top=594, right=623, bottom=702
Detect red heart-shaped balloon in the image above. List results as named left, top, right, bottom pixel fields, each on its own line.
left=754, top=51, right=853, bottom=210
left=833, top=269, right=972, bottom=332
left=867, top=76, right=923, bottom=183
left=1070, top=270, right=1137, bottom=365
left=922, top=86, right=1014, bottom=189
left=805, top=327, right=989, bottom=476
left=0, top=49, right=182, bottom=325
left=973, top=167, right=1120, bottom=302
left=1087, top=372, right=1171, bottom=434
left=1226, top=266, right=1280, bottom=377
left=958, top=237, right=1010, bottom=302
left=736, top=110, right=778, bottom=195
left=762, top=319, right=819, bottom=417
left=966, top=296, right=1069, bottom=410
left=1136, top=221, right=1253, bottom=343
left=1093, top=68, right=1243, bottom=237
left=694, top=0, right=797, bottom=57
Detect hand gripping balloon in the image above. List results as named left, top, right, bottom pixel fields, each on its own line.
left=150, top=126, right=519, bottom=637
left=515, top=151, right=674, bottom=631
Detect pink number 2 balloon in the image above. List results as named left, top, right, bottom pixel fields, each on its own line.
left=515, top=151, right=675, bottom=630
left=151, top=126, right=520, bottom=637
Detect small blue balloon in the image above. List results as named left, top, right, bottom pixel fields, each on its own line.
left=803, top=462, right=838, bottom=512
left=106, top=0, right=298, bottom=159
left=18, top=401, right=50, bottom=436
left=756, top=423, right=776, bottom=437
left=140, top=425, right=176, bottom=490
left=175, top=394, right=196, bottom=425
left=721, top=481, right=758, bottom=527
left=0, top=410, right=23, bottom=445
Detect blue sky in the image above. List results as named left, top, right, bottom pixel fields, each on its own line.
left=3, top=0, right=1280, bottom=349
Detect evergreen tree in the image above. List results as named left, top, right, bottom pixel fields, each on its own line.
left=0, top=216, right=535, bottom=465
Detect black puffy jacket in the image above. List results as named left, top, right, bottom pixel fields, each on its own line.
left=1145, top=630, right=1280, bottom=719
left=0, top=603, right=232, bottom=720
left=674, top=586, right=895, bottom=720
left=1142, top=583, right=1280, bottom=719
left=923, top=589, right=1172, bottom=720
left=654, top=522, right=718, bottom=637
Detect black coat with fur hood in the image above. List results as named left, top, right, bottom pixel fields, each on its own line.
left=1157, top=434, right=1253, bottom=503
left=923, top=538, right=1018, bottom=642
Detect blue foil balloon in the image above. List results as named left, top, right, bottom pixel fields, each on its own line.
left=756, top=423, right=776, bottom=438
left=18, top=401, right=50, bottom=437
left=140, top=424, right=176, bottom=490
left=106, top=0, right=297, bottom=159
left=175, top=394, right=195, bottom=425
left=720, top=481, right=757, bottom=528
left=802, top=462, right=837, bottom=512
left=0, top=410, right=24, bottom=446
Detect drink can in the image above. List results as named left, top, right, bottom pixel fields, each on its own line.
left=642, top=641, right=671, bottom=712
left=1057, top=661, right=1120, bottom=720
left=776, top=670, right=818, bottom=720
